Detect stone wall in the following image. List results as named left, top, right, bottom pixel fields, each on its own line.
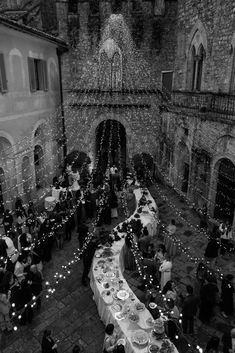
left=174, top=0, right=235, bottom=93
left=56, top=0, right=178, bottom=90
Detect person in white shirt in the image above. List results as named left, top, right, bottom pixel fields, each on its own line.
left=159, top=253, right=172, bottom=290
left=219, top=221, right=233, bottom=255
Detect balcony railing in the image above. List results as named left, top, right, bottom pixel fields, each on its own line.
left=172, top=90, right=235, bottom=119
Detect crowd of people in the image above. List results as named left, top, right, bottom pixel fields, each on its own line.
left=0, top=161, right=234, bottom=353
left=0, top=164, right=127, bottom=348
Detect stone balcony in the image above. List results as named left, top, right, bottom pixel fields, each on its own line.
left=171, top=90, right=235, bottom=123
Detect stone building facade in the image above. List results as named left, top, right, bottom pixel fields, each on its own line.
left=0, top=16, right=67, bottom=211
left=156, top=0, right=235, bottom=227
left=55, top=0, right=177, bottom=171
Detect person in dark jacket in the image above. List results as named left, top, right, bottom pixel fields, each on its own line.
left=41, top=329, right=58, bottom=353
left=81, top=237, right=98, bottom=286
left=199, top=275, right=219, bottom=323
left=204, top=234, right=220, bottom=268
left=205, top=336, right=220, bottom=353
left=181, top=285, right=199, bottom=334
left=220, top=274, right=234, bottom=318
left=77, top=222, right=89, bottom=249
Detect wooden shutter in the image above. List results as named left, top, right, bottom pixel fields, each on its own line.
left=42, top=60, right=48, bottom=91
left=37, top=60, right=44, bottom=90
left=28, top=57, right=36, bottom=92
left=0, top=53, right=8, bottom=93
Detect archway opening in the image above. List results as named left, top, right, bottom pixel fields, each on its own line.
left=95, top=119, right=126, bottom=174
left=214, top=158, right=235, bottom=223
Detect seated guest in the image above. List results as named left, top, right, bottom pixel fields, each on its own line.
left=162, top=280, right=177, bottom=301
left=103, top=323, right=118, bottom=353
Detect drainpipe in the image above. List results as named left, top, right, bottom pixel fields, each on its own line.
left=56, top=47, right=67, bottom=167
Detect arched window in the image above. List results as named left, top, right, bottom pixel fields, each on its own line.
left=191, top=46, right=197, bottom=91
left=111, top=52, right=122, bottom=90
left=99, top=40, right=122, bottom=91
left=196, top=45, right=205, bottom=91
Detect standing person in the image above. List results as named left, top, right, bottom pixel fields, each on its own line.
left=2, top=209, right=13, bottom=235
left=38, top=218, right=53, bottom=262
left=181, top=285, right=199, bottom=334
left=55, top=216, right=64, bottom=250
left=199, top=276, right=219, bottom=324
left=220, top=274, right=234, bottom=319
left=199, top=204, right=208, bottom=229
left=204, top=233, right=220, bottom=269
left=77, top=221, right=89, bottom=249
left=109, top=189, right=118, bottom=220
left=139, top=227, right=152, bottom=258
left=159, top=253, right=172, bottom=290
left=81, top=237, right=98, bottom=286
left=41, top=329, right=58, bottom=353
left=220, top=221, right=232, bottom=255
left=164, top=220, right=178, bottom=259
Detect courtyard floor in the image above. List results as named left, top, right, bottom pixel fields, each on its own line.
left=1, top=180, right=234, bottom=353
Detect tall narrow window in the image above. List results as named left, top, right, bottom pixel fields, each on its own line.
left=191, top=46, right=197, bottom=91
left=28, top=58, right=48, bottom=92
left=230, top=47, right=235, bottom=94
left=0, top=53, right=8, bottom=93
left=196, top=45, right=205, bottom=91
left=111, top=52, right=122, bottom=91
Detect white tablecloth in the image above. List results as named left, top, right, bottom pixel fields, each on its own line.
left=90, top=187, right=178, bottom=353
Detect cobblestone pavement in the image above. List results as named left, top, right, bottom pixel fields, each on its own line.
left=1, top=182, right=234, bottom=353
left=148, top=182, right=235, bottom=350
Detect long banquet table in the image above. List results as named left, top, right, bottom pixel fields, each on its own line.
left=90, top=186, right=179, bottom=353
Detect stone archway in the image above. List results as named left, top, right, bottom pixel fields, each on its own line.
left=95, top=119, right=127, bottom=173
left=213, top=158, right=235, bottom=223
left=86, top=115, right=132, bottom=170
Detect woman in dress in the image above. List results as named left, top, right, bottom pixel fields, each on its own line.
left=159, top=253, right=172, bottom=290
left=41, top=329, right=58, bottom=353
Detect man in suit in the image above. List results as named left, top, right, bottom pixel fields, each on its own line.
left=181, top=285, right=199, bottom=334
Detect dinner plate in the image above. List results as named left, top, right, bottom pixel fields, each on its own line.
left=131, top=330, right=149, bottom=346
left=148, top=344, right=159, bottom=353
left=149, top=302, right=157, bottom=309
left=117, top=290, right=129, bottom=301
left=117, top=338, right=126, bottom=346
left=105, top=271, right=115, bottom=279
left=135, top=302, right=145, bottom=312
left=128, top=312, right=139, bottom=323
left=95, top=253, right=101, bottom=258
left=111, top=303, right=122, bottom=312
left=102, top=290, right=114, bottom=305
left=102, top=282, right=110, bottom=289
left=115, top=312, right=126, bottom=320
left=146, top=317, right=155, bottom=327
